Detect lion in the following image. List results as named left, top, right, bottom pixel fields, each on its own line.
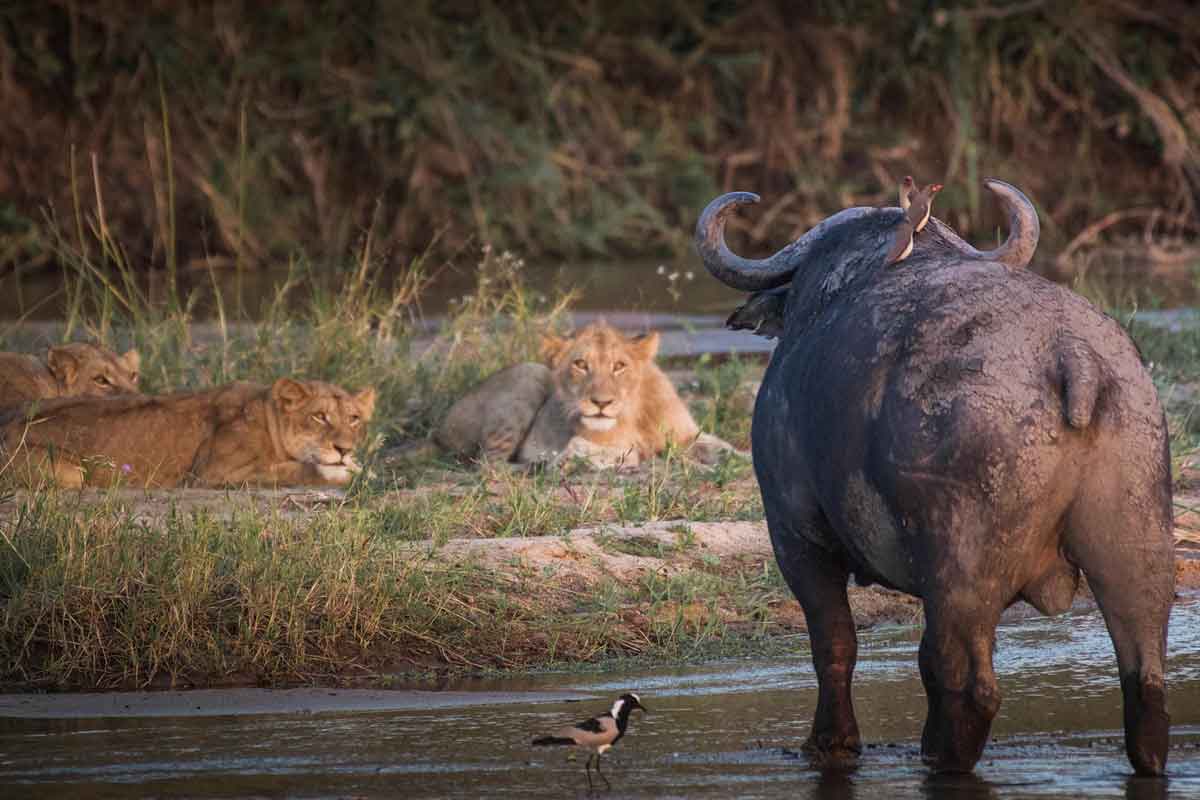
left=436, top=322, right=735, bottom=468
left=0, top=378, right=375, bottom=489
left=0, top=342, right=141, bottom=410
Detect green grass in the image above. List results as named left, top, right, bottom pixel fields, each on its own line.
left=1125, top=319, right=1200, bottom=476
left=355, top=454, right=762, bottom=546
left=689, top=352, right=757, bottom=450
left=0, top=487, right=785, bottom=690
left=1067, top=277, right=1200, bottom=479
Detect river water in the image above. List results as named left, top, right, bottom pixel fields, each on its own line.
left=3, top=252, right=1194, bottom=324
left=1, top=599, right=1198, bottom=799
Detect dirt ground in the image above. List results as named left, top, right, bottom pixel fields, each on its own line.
left=422, top=515, right=1200, bottom=621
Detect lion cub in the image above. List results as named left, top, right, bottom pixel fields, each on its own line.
left=0, top=378, right=375, bottom=489
left=0, top=342, right=140, bottom=410
left=437, top=322, right=734, bottom=468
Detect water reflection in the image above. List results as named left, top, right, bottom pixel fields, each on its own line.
left=1125, top=776, right=1170, bottom=800
left=920, top=773, right=999, bottom=800
left=812, top=768, right=857, bottom=800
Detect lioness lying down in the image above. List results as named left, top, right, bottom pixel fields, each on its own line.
left=0, top=342, right=140, bottom=410
left=0, top=378, right=375, bottom=488
left=436, top=322, right=735, bottom=468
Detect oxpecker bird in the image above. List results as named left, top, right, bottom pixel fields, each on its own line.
left=885, top=181, right=943, bottom=266
left=910, top=182, right=943, bottom=233
left=899, top=175, right=915, bottom=211
left=532, top=693, right=647, bottom=788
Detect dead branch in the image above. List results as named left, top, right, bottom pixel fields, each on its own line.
left=1056, top=207, right=1200, bottom=269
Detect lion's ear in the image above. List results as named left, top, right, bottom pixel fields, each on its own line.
left=46, top=346, right=79, bottom=387
left=119, top=349, right=141, bottom=378
left=540, top=334, right=568, bottom=365
left=629, top=331, right=660, bottom=361
left=354, top=387, right=377, bottom=419
left=271, top=378, right=312, bottom=412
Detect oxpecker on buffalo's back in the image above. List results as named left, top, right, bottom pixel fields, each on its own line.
left=886, top=181, right=942, bottom=266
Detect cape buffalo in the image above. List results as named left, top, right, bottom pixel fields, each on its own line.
left=695, top=180, right=1174, bottom=775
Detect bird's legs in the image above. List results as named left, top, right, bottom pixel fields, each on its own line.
left=595, top=753, right=611, bottom=789
left=584, top=753, right=594, bottom=789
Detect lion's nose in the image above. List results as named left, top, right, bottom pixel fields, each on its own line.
left=334, top=444, right=353, bottom=460
left=592, top=398, right=614, bottom=411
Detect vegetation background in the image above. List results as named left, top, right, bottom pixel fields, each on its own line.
left=1, top=0, right=1198, bottom=281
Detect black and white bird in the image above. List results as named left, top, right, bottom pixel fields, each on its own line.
left=532, top=692, right=647, bottom=789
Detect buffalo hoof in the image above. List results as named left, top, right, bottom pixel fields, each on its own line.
left=802, top=730, right=862, bottom=768
left=921, top=688, right=998, bottom=773
left=1124, top=676, right=1169, bottom=776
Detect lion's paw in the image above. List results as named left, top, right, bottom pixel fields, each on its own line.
left=315, top=464, right=356, bottom=484
left=558, top=437, right=640, bottom=471
left=688, top=432, right=747, bottom=465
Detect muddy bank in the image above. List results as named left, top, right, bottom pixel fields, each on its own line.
left=413, top=519, right=925, bottom=631
left=418, top=516, right=1200, bottom=620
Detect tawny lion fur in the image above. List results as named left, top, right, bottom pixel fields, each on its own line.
left=0, top=378, right=375, bottom=489
left=437, top=322, right=730, bottom=467
left=0, top=343, right=140, bottom=410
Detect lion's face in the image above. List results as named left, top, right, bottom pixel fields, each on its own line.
left=47, top=343, right=140, bottom=397
left=270, top=379, right=376, bottom=468
left=542, top=323, right=659, bottom=433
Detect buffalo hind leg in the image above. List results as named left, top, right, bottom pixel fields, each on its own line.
left=919, top=595, right=1003, bottom=773
left=771, top=528, right=861, bottom=762
left=1067, top=496, right=1173, bottom=776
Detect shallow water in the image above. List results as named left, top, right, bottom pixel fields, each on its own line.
left=1, top=600, right=1198, bottom=799
left=1, top=254, right=1193, bottom=324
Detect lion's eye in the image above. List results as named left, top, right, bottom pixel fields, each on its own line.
left=613, top=361, right=627, bottom=374
left=94, top=375, right=111, bottom=386
left=312, top=412, right=330, bottom=425
left=572, top=359, right=588, bottom=372
left=348, top=415, right=360, bottom=427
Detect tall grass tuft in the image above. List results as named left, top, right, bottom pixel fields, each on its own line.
left=0, top=491, right=540, bottom=687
